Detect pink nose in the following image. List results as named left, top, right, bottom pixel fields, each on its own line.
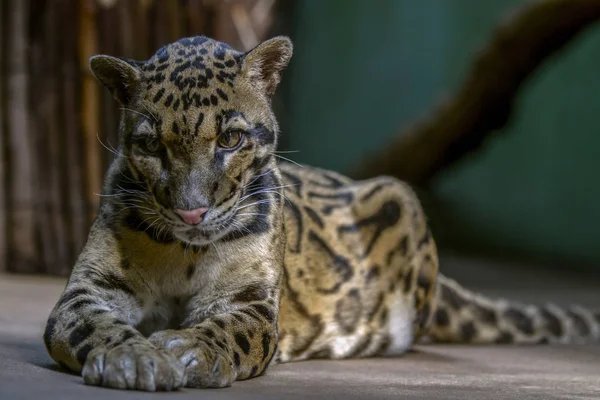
left=174, top=207, right=209, bottom=225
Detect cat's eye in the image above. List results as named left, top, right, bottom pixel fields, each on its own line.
left=143, top=137, right=162, bottom=154
left=217, top=130, right=244, bottom=149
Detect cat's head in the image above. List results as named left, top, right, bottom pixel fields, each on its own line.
left=90, top=36, right=292, bottom=244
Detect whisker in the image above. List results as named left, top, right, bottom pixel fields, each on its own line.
left=119, top=107, right=152, bottom=120
left=273, top=154, right=303, bottom=167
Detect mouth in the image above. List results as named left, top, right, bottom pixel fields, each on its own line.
left=165, top=208, right=239, bottom=245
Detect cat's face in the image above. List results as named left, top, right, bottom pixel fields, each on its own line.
left=91, top=36, right=292, bottom=244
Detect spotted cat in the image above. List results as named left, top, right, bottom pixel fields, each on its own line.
left=43, top=35, right=600, bottom=391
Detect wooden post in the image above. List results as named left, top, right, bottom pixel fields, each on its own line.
left=0, top=0, right=6, bottom=271
left=78, top=0, right=103, bottom=223
left=63, top=0, right=88, bottom=265
left=6, top=0, right=38, bottom=273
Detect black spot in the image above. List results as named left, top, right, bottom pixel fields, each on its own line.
left=337, top=200, right=402, bottom=257
left=365, top=265, right=380, bottom=284
left=373, top=335, right=391, bottom=355
left=69, top=322, right=95, bottom=348
left=283, top=199, right=303, bottom=253
left=224, top=59, right=235, bottom=68
left=214, top=319, right=225, bottom=329
left=152, top=88, right=165, bottom=103
left=76, top=344, right=93, bottom=366
left=261, top=332, right=271, bottom=361
left=210, top=95, right=218, bottom=106
left=173, top=99, right=180, bottom=111
left=43, top=318, right=57, bottom=351
left=308, top=231, right=354, bottom=294
left=417, top=273, right=432, bottom=294
left=402, top=266, right=413, bottom=294
left=164, top=94, right=174, bottom=107
left=296, top=269, right=304, bottom=278
left=216, top=88, right=228, bottom=101
left=379, top=307, right=388, bottom=326
left=232, top=284, right=269, bottom=303
left=234, top=333, right=250, bottom=355
left=460, top=321, right=477, bottom=341
left=495, top=331, right=514, bottom=344
left=540, top=307, right=563, bottom=337
left=233, top=352, right=241, bottom=367
left=474, top=304, right=497, bottom=325
left=250, top=304, right=275, bottom=324
left=360, top=181, right=394, bottom=202
left=418, top=303, right=431, bottom=329
left=187, top=264, right=196, bottom=280
left=204, top=329, right=215, bottom=339
left=194, top=113, right=205, bottom=136
left=434, top=308, right=450, bottom=327
left=308, top=191, right=353, bottom=215
left=567, top=309, right=590, bottom=336
left=441, top=284, right=468, bottom=310
left=366, top=293, right=384, bottom=323
left=121, top=330, right=136, bottom=343
left=334, top=289, right=361, bottom=334
left=249, top=365, right=259, bottom=378
left=213, top=61, right=225, bottom=69
left=503, top=308, right=534, bottom=335
left=386, top=236, right=410, bottom=266
left=303, top=206, right=324, bottom=229
left=172, top=121, right=179, bottom=134
left=417, top=227, right=432, bottom=249
left=233, top=313, right=245, bottom=323
left=348, top=333, right=373, bottom=358
left=92, top=272, right=135, bottom=297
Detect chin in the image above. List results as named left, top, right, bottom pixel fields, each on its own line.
left=172, top=224, right=231, bottom=246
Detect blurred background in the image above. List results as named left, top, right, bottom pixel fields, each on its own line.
left=1, top=0, right=600, bottom=278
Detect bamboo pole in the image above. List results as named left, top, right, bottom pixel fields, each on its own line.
left=78, top=0, right=103, bottom=223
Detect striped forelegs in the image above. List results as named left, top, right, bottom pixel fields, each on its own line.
left=148, top=293, right=279, bottom=388
left=44, top=274, right=185, bottom=390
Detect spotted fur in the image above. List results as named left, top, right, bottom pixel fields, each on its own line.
left=43, top=35, right=600, bottom=391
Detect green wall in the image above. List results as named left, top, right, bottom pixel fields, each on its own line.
left=281, top=0, right=600, bottom=266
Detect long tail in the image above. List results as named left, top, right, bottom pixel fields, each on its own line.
left=428, top=274, right=600, bottom=344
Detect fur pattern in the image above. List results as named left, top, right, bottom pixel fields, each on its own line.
left=43, top=35, right=600, bottom=391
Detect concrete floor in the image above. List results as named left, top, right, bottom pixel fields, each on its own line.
left=1, top=254, right=599, bottom=399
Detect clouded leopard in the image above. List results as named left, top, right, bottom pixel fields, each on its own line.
left=43, top=35, right=600, bottom=391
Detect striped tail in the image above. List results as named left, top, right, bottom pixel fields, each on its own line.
left=428, top=274, right=600, bottom=344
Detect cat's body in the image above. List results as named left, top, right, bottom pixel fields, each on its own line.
left=43, top=36, right=600, bottom=391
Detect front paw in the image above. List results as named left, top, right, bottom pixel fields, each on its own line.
left=82, top=343, right=185, bottom=391
left=149, top=329, right=237, bottom=388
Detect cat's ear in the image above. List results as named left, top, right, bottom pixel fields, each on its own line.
left=241, top=36, right=293, bottom=97
left=89, top=55, right=142, bottom=104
